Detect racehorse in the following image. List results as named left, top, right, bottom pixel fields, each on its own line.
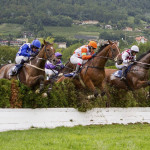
left=104, top=50, right=150, bottom=90
left=104, top=50, right=150, bottom=103
left=57, top=40, right=120, bottom=98
left=0, top=40, right=57, bottom=91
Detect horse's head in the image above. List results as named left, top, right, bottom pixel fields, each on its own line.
left=107, top=40, right=121, bottom=61
left=38, top=40, right=58, bottom=64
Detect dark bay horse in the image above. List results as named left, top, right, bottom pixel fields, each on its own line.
left=57, top=40, right=120, bottom=98
left=104, top=50, right=150, bottom=91
left=0, top=40, right=57, bottom=91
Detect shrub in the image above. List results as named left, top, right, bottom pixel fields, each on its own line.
left=0, top=79, right=11, bottom=108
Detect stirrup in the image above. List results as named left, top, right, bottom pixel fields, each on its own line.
left=73, top=72, right=79, bottom=78
left=9, top=70, right=17, bottom=76
left=120, top=76, right=126, bottom=81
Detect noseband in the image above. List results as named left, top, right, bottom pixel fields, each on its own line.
left=44, top=44, right=55, bottom=61
left=94, top=43, right=120, bottom=62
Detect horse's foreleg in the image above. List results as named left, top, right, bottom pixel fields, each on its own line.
left=84, top=80, right=99, bottom=98
left=136, top=80, right=150, bottom=89
left=27, top=75, right=45, bottom=92
left=100, top=81, right=111, bottom=107
left=56, top=76, right=66, bottom=83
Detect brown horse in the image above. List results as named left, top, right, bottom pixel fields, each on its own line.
left=0, top=40, right=57, bottom=91
left=57, top=40, right=120, bottom=98
left=104, top=50, right=150, bottom=91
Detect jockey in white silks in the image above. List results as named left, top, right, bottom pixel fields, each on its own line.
left=115, top=45, right=139, bottom=80
left=70, top=41, right=97, bottom=77
left=45, top=52, right=64, bottom=80
left=9, top=39, right=41, bottom=76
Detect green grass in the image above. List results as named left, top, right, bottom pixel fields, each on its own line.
left=45, top=24, right=102, bottom=39
left=0, top=23, right=144, bottom=40
left=0, top=23, right=23, bottom=36
left=0, top=124, right=150, bottom=150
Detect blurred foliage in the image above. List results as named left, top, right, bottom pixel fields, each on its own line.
left=0, top=78, right=149, bottom=112
left=0, top=46, right=17, bottom=64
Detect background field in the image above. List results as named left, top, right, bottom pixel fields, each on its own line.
left=0, top=23, right=144, bottom=40
left=0, top=124, right=150, bottom=150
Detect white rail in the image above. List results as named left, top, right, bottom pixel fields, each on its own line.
left=0, top=107, right=150, bottom=132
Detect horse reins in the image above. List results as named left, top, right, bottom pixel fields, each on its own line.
left=91, top=43, right=121, bottom=62
left=26, top=44, right=55, bottom=72
left=134, top=61, right=150, bottom=69
left=85, top=43, right=120, bottom=71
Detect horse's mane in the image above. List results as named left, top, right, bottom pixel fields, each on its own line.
left=97, top=43, right=109, bottom=53
left=137, top=50, right=150, bottom=61
left=41, top=42, right=52, bottom=48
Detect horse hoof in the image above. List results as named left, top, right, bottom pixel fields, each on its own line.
left=106, top=102, right=110, bottom=107
left=35, top=89, right=40, bottom=94
left=94, top=91, right=99, bottom=97
left=101, top=92, right=106, bottom=97
left=87, top=95, right=95, bottom=99
left=42, top=93, right=47, bottom=98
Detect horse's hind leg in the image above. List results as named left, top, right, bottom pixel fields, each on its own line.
left=27, top=75, right=45, bottom=93
left=39, top=76, right=45, bottom=92
left=47, top=79, right=55, bottom=96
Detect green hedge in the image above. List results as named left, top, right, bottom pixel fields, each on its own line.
left=0, top=79, right=149, bottom=111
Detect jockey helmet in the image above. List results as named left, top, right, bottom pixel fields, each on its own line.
left=31, top=40, right=41, bottom=49
left=131, top=45, right=139, bottom=53
left=88, top=41, right=97, bottom=49
left=55, top=52, right=62, bottom=57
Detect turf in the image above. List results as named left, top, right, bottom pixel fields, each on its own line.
left=0, top=124, right=150, bottom=150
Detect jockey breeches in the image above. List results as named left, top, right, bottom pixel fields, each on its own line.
left=70, top=55, right=87, bottom=65
left=15, top=56, right=28, bottom=64
left=45, top=68, right=58, bottom=77
left=115, top=62, right=128, bottom=69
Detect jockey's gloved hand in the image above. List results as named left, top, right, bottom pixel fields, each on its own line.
left=55, top=65, right=62, bottom=70
left=92, top=53, right=96, bottom=58
left=30, top=53, right=37, bottom=57
left=130, top=59, right=135, bottom=62
left=60, top=64, right=64, bottom=68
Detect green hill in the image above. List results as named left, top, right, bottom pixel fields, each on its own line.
left=0, top=0, right=150, bottom=28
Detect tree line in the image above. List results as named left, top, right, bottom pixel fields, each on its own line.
left=0, top=0, right=150, bottom=30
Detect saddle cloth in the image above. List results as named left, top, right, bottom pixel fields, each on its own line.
left=113, top=64, right=133, bottom=78
left=64, top=72, right=74, bottom=77
left=113, top=70, right=122, bottom=78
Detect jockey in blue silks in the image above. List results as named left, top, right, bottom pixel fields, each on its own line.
left=45, top=52, right=64, bottom=80
left=9, top=39, right=41, bottom=76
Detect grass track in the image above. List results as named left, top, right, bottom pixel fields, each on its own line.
left=0, top=124, right=150, bottom=150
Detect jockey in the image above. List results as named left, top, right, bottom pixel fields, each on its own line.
left=9, top=39, right=41, bottom=76
left=45, top=52, right=64, bottom=80
left=116, top=45, right=139, bottom=80
left=70, top=41, right=97, bottom=77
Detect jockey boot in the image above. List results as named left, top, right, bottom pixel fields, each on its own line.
left=73, top=64, right=81, bottom=78
left=120, top=66, right=127, bottom=81
left=9, top=63, right=24, bottom=76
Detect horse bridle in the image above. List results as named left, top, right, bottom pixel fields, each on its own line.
left=92, top=43, right=120, bottom=62
left=43, top=44, right=55, bottom=61
left=82, top=44, right=120, bottom=71
left=27, top=44, right=56, bottom=72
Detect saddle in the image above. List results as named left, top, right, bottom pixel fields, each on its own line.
left=113, top=64, right=133, bottom=78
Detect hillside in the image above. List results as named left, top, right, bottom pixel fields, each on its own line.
left=0, top=0, right=150, bottom=28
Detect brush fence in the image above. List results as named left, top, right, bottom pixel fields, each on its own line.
left=0, top=107, right=150, bottom=132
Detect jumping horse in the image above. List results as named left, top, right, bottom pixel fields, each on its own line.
left=104, top=50, right=150, bottom=97
left=57, top=40, right=120, bottom=99
left=0, top=40, right=57, bottom=91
